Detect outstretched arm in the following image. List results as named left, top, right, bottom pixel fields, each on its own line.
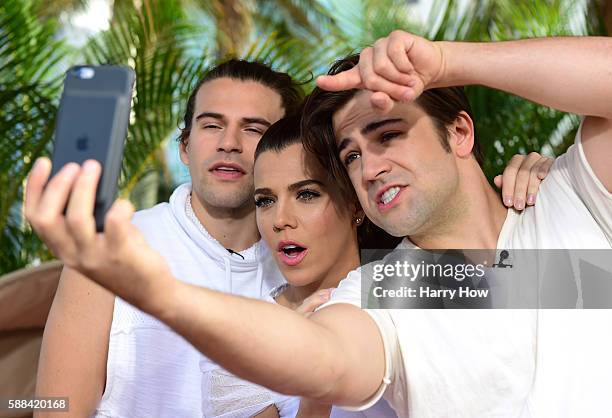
left=318, top=33, right=612, bottom=191
left=24, top=158, right=385, bottom=406
left=163, top=284, right=384, bottom=404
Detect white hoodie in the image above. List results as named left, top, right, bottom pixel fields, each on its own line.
left=94, top=184, right=286, bottom=418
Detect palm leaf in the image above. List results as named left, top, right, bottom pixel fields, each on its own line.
left=0, top=0, right=69, bottom=274
left=82, top=0, right=212, bottom=206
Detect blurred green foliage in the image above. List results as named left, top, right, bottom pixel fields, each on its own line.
left=0, top=0, right=607, bottom=274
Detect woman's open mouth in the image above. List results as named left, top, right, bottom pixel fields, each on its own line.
left=277, top=241, right=308, bottom=266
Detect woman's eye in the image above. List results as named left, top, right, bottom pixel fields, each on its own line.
left=254, top=196, right=274, bottom=208
left=297, top=190, right=320, bottom=201
left=343, top=152, right=360, bottom=166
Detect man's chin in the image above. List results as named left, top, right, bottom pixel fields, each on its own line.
left=370, top=214, right=416, bottom=239
left=193, top=185, right=254, bottom=212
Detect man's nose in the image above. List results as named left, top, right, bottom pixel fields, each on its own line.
left=217, top=126, right=242, bottom=153
left=361, top=151, right=390, bottom=182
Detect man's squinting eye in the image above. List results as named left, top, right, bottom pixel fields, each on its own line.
left=245, top=126, right=264, bottom=134
left=380, top=131, right=402, bottom=142
left=202, top=123, right=222, bottom=130
left=254, top=196, right=274, bottom=208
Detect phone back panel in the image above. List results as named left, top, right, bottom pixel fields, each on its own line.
left=51, top=65, right=134, bottom=231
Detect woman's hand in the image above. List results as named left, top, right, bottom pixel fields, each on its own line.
left=494, top=152, right=554, bottom=210
left=25, top=158, right=174, bottom=315
left=295, top=289, right=333, bottom=317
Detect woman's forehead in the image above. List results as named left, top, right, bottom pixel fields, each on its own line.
left=254, top=145, right=327, bottom=185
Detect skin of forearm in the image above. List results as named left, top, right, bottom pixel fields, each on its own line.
left=436, top=37, right=612, bottom=119
left=148, top=279, right=347, bottom=402
left=297, top=398, right=333, bottom=417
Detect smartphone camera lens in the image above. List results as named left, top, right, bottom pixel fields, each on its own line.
left=73, top=66, right=95, bottom=79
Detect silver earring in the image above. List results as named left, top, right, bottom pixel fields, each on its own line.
left=355, top=217, right=363, bottom=225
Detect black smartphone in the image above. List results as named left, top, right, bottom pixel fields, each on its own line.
left=50, top=65, right=135, bottom=232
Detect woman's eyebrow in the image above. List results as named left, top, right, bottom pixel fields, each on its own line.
left=288, top=179, right=324, bottom=192
left=253, top=187, right=273, bottom=195
left=254, top=180, right=324, bottom=196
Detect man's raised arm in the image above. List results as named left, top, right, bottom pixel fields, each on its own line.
left=318, top=33, right=612, bottom=191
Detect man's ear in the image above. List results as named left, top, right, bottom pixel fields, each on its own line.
left=449, top=111, right=475, bottom=159
left=179, top=138, right=189, bottom=166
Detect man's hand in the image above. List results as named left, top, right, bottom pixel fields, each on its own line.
left=316, top=30, right=445, bottom=112
left=25, top=158, right=174, bottom=313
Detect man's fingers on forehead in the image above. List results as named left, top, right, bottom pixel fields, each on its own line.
left=370, top=93, right=394, bottom=113
left=316, top=67, right=362, bottom=91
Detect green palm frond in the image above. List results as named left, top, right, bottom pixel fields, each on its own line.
left=321, top=0, right=420, bottom=48
left=421, top=0, right=492, bottom=41
left=0, top=0, right=69, bottom=85
left=83, top=0, right=212, bottom=200
left=490, top=0, right=582, bottom=39
left=243, top=31, right=315, bottom=82
left=463, top=0, right=588, bottom=179
left=2, top=0, right=606, bottom=275
left=409, top=0, right=589, bottom=180
left=33, top=0, right=90, bottom=22
left=0, top=0, right=70, bottom=274
left=253, top=0, right=336, bottom=41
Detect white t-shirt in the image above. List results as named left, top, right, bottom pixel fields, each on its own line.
left=323, top=122, right=612, bottom=418
left=93, top=184, right=285, bottom=418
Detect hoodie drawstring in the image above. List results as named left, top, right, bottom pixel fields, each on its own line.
left=223, top=245, right=266, bottom=297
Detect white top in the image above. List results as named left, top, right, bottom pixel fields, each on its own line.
left=199, top=283, right=397, bottom=418
left=322, top=122, right=612, bottom=418
left=93, top=184, right=285, bottom=418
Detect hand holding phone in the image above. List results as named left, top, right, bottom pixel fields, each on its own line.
left=25, top=156, right=175, bottom=312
